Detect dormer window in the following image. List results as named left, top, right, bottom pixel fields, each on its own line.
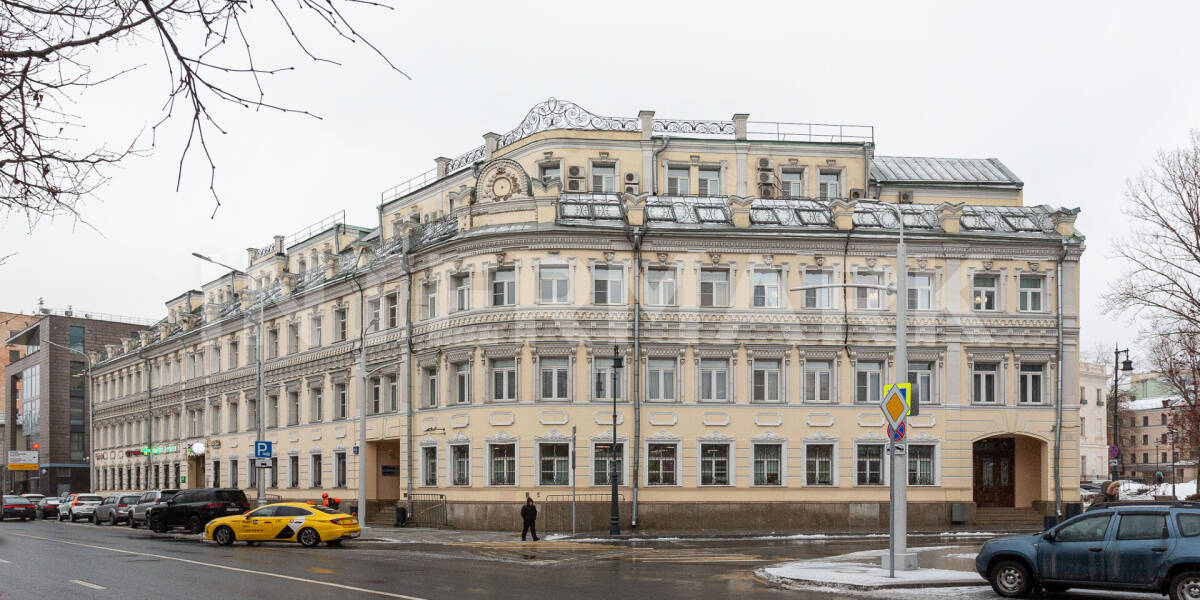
left=298, top=258, right=306, bottom=274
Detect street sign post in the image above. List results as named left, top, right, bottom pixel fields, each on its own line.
left=887, top=422, right=906, bottom=443
left=254, top=458, right=271, bottom=469
left=1108, top=445, right=1120, bottom=459
left=6, top=450, right=37, bottom=470
left=254, top=441, right=273, bottom=459
left=881, top=383, right=913, bottom=577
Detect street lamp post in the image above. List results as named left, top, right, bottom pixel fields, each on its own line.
left=610, top=345, right=622, bottom=536
left=1111, top=346, right=1134, bottom=497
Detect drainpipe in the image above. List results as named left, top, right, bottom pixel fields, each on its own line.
left=631, top=226, right=645, bottom=528
left=1054, top=240, right=1068, bottom=520
left=404, top=258, right=415, bottom=521
left=652, top=137, right=670, bottom=195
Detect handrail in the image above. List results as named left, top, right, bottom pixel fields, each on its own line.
left=286, top=210, right=346, bottom=247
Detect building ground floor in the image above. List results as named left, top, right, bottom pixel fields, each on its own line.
left=2, top=464, right=89, bottom=497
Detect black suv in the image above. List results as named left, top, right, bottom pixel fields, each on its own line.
left=147, top=488, right=250, bottom=533
left=129, top=489, right=179, bottom=528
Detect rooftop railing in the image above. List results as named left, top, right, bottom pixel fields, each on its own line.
left=286, top=210, right=346, bottom=247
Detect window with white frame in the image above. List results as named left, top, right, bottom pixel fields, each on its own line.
left=267, top=395, right=279, bottom=428
left=1019, top=275, right=1044, bottom=312
left=288, top=455, right=299, bottom=488
left=647, top=443, right=677, bottom=485
left=818, top=170, right=840, bottom=199
left=491, top=268, right=516, bottom=306
left=489, top=444, right=515, bottom=485
left=211, top=403, right=222, bottom=434
left=666, top=167, right=689, bottom=196
left=803, top=270, right=833, bottom=308
left=422, top=446, right=437, bottom=486
left=699, top=268, right=729, bottom=307
left=452, top=274, right=471, bottom=312
left=454, top=362, right=471, bottom=404
left=540, top=358, right=570, bottom=401
left=1019, top=363, right=1044, bottom=404
left=451, top=444, right=470, bottom=486
left=334, top=383, right=347, bottom=419
left=804, top=360, right=832, bottom=403
left=387, top=375, right=398, bottom=411
left=646, top=358, right=676, bottom=402
left=384, top=292, right=399, bottom=328
left=335, top=451, right=347, bottom=487
left=700, top=443, right=731, bottom=485
left=972, top=274, right=998, bottom=311
left=645, top=267, right=677, bottom=306
left=752, top=359, right=782, bottom=403
left=368, top=298, right=381, bottom=332
left=370, top=377, right=382, bottom=414
left=908, top=362, right=934, bottom=406
left=424, top=367, right=438, bottom=408
left=309, top=315, right=322, bottom=347
left=309, top=387, right=323, bottom=422
left=420, top=280, right=438, bottom=320
left=311, top=453, right=323, bottom=488
left=593, top=443, right=623, bottom=486
left=227, top=400, right=238, bottom=432
left=856, top=444, right=884, bottom=485
left=287, top=323, right=299, bottom=354
left=907, top=272, right=933, bottom=310
left=591, top=164, right=615, bottom=193
left=699, top=358, right=729, bottom=402
left=491, top=359, right=517, bottom=402
left=908, top=445, right=935, bottom=485
left=972, top=362, right=999, bottom=403
left=855, top=361, right=882, bottom=404
left=780, top=169, right=804, bottom=198
left=537, top=265, right=569, bottom=304
left=287, top=390, right=300, bottom=425
left=539, top=443, right=569, bottom=485
left=698, top=167, right=721, bottom=196
left=335, top=307, right=348, bottom=341
left=592, top=265, right=624, bottom=305
left=212, top=346, right=222, bottom=373
left=539, top=162, right=561, bottom=183
left=753, top=443, right=782, bottom=486
left=229, top=340, right=239, bottom=369
left=805, top=444, right=834, bottom=485
left=593, top=360, right=623, bottom=402
left=855, top=271, right=883, bottom=309
left=753, top=270, right=781, bottom=308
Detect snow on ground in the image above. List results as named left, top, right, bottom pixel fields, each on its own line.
left=1117, top=479, right=1198, bottom=500
left=945, top=553, right=978, bottom=560
left=554, top=532, right=1000, bottom=543
left=760, top=561, right=982, bottom=589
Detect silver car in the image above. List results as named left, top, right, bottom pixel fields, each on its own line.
left=59, top=493, right=103, bottom=522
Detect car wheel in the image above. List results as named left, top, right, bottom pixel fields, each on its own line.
left=93, top=514, right=102, bottom=525
left=989, top=559, right=1032, bottom=598
left=1170, top=570, right=1200, bottom=600
left=297, top=528, right=320, bottom=548
left=130, top=516, right=139, bottom=529
left=70, top=512, right=78, bottom=522
left=149, top=516, right=166, bottom=533
left=213, top=526, right=236, bottom=546
left=187, top=515, right=203, bottom=534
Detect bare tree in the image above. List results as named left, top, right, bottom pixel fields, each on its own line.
left=1145, top=323, right=1200, bottom=467
left=0, top=0, right=406, bottom=226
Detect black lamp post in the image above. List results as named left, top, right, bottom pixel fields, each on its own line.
left=1111, top=345, right=1134, bottom=496
left=610, top=345, right=622, bottom=536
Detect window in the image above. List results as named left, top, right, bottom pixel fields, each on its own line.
left=491, top=268, right=516, bottom=306
left=1117, top=514, right=1167, bottom=541
left=211, top=403, right=222, bottom=434
left=228, top=401, right=239, bottom=432
left=1057, top=514, right=1112, bottom=542
left=908, top=445, right=935, bottom=485
left=781, top=170, right=803, bottom=198
left=311, top=454, right=323, bottom=488
left=1019, top=364, right=1044, bottom=404
left=699, top=359, right=728, bottom=402
left=309, top=315, right=322, bottom=347
left=1019, top=276, right=1043, bottom=312
left=855, top=361, right=882, bottom=404
left=855, top=272, right=883, bottom=309
left=540, top=358, right=569, bottom=401
left=857, top=444, right=884, bottom=485
left=647, top=444, right=677, bottom=485
left=593, top=443, right=623, bottom=486
left=334, top=308, right=348, bottom=341
left=538, top=266, right=569, bottom=304
left=424, top=367, right=438, bottom=408
left=698, top=167, right=721, bottom=196
left=804, top=360, right=832, bottom=403
left=368, top=298, right=382, bottom=331
left=451, top=445, right=469, bottom=486
left=370, top=377, right=382, bottom=414
left=806, top=444, right=834, bottom=485
left=454, top=363, right=471, bottom=404
left=803, top=271, right=833, bottom=308
left=335, top=452, right=347, bottom=487
left=212, top=460, right=221, bottom=487
left=700, top=444, right=730, bottom=485
left=818, top=170, right=840, bottom=199
left=422, top=446, right=437, bottom=487
left=754, top=444, right=782, bottom=486
left=309, top=388, right=323, bottom=422
left=1143, top=416, right=1149, bottom=427
left=286, top=323, right=300, bottom=354
left=489, top=444, right=516, bottom=486
left=907, top=273, right=933, bottom=310
left=453, top=274, right=471, bottom=312
left=666, top=167, right=689, bottom=195
left=334, top=383, right=347, bottom=419
left=387, top=375, right=398, bottom=411
left=752, top=359, right=782, bottom=403
left=972, top=274, right=998, bottom=311
left=753, top=270, right=781, bottom=308
left=1163, top=414, right=1168, bottom=425
left=539, top=444, right=569, bottom=485
left=420, top=281, right=438, bottom=320
left=287, top=391, right=300, bottom=425
left=229, top=340, right=239, bottom=369
left=647, top=359, right=676, bottom=402
left=646, top=268, right=676, bottom=306
left=384, top=292, right=399, bottom=329
left=1080, top=386, right=1087, bottom=405
left=594, top=361, right=623, bottom=401
left=908, top=362, right=933, bottom=406
left=289, top=455, right=299, bottom=488
left=1179, top=514, right=1200, bottom=537
left=268, top=328, right=279, bottom=359
left=591, top=164, right=615, bottom=193
left=69, top=325, right=85, bottom=352
left=972, top=363, right=999, bottom=404
left=593, top=265, right=624, bottom=304
left=699, top=269, right=729, bottom=307
left=491, top=359, right=517, bottom=402
left=269, top=457, right=279, bottom=488
left=539, top=162, right=561, bottom=183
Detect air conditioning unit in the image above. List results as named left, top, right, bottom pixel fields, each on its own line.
left=758, top=183, right=775, bottom=199
left=567, top=178, right=584, bottom=192
left=757, top=158, right=773, bottom=170
left=624, top=171, right=639, bottom=184
left=567, top=165, right=585, bottom=178
left=757, top=171, right=774, bottom=184
left=624, top=184, right=639, bottom=194
left=899, top=190, right=914, bottom=204
left=849, top=188, right=865, bottom=200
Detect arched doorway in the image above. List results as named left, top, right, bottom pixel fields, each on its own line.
left=973, top=435, right=1047, bottom=508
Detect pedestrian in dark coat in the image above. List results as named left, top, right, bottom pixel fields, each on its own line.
left=520, top=498, right=538, bottom=541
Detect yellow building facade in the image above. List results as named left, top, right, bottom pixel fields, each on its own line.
left=89, top=99, right=1084, bottom=531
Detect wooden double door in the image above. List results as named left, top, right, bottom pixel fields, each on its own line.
left=974, top=438, right=1015, bottom=507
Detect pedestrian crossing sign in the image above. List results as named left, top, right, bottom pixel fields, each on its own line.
left=881, top=383, right=911, bottom=429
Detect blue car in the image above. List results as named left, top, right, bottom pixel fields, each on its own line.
left=976, top=501, right=1200, bottom=599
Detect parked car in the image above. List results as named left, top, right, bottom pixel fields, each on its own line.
left=1, top=495, right=37, bottom=521
left=147, top=488, right=250, bottom=534
left=58, top=493, right=103, bottom=522
left=204, top=502, right=360, bottom=547
left=976, top=501, right=1200, bottom=599
left=129, top=489, right=179, bottom=528
left=35, top=498, right=61, bottom=520
left=94, top=493, right=141, bottom=525
left=20, top=493, right=45, bottom=505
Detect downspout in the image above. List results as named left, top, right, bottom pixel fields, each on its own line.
left=404, top=258, right=414, bottom=521
left=631, top=226, right=645, bottom=528
left=652, top=136, right=670, bottom=195
left=1054, top=240, right=1068, bottom=520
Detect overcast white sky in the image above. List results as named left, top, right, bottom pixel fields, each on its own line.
left=3, top=0, right=1198, bottom=363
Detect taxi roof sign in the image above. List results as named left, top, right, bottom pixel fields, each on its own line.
left=881, top=383, right=911, bottom=429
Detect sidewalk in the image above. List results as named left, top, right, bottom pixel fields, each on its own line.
left=358, top=525, right=1009, bottom=545
left=755, top=544, right=987, bottom=592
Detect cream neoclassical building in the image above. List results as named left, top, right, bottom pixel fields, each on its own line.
left=88, top=99, right=1084, bottom=531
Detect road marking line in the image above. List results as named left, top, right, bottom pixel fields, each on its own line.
left=0, top=558, right=10, bottom=564
left=71, top=580, right=106, bottom=590
left=307, top=567, right=336, bottom=574
left=14, top=534, right=427, bottom=600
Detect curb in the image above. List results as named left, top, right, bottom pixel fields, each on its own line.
left=753, top=567, right=987, bottom=592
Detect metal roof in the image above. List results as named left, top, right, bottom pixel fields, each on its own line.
left=872, top=156, right=1022, bottom=186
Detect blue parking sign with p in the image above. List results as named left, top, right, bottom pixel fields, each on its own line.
left=254, top=441, right=273, bottom=458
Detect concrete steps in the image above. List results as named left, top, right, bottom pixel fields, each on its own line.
left=975, top=507, right=1045, bottom=529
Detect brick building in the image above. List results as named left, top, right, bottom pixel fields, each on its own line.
left=1, top=312, right=43, bottom=487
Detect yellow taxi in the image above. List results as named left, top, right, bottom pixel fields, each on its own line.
left=203, top=502, right=360, bottom=547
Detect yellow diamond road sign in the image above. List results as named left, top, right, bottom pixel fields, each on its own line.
left=881, top=383, right=911, bottom=429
